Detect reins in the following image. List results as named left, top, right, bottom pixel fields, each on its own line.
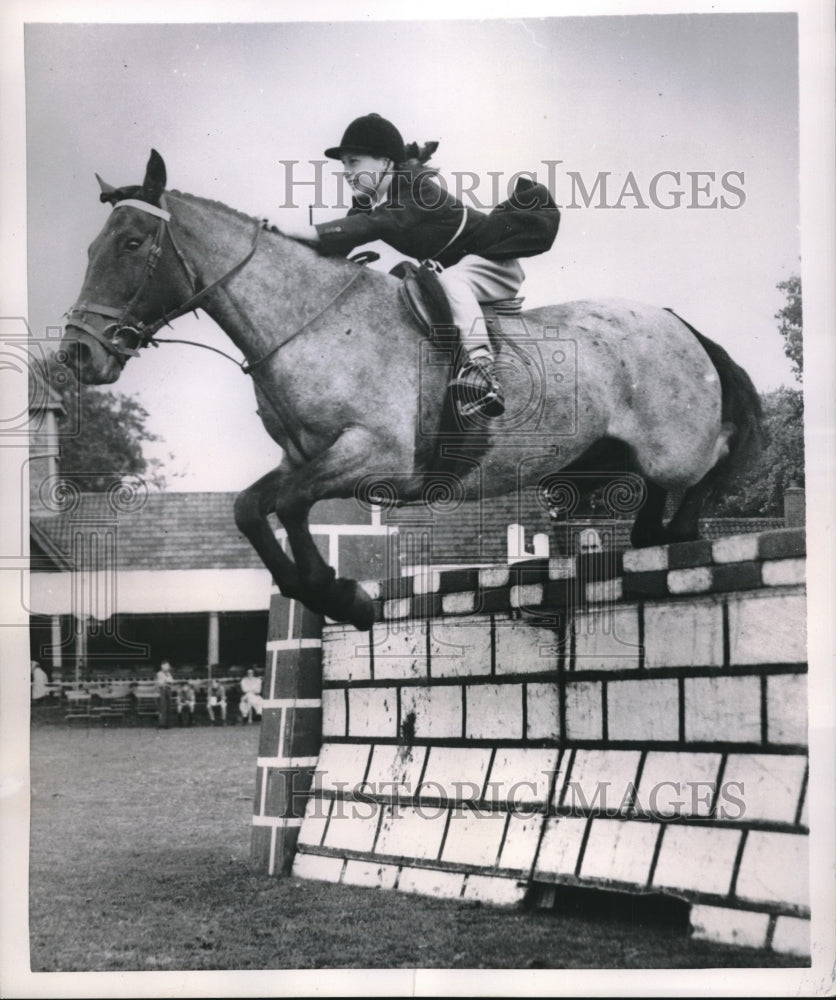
left=66, top=196, right=365, bottom=377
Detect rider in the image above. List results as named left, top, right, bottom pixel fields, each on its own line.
left=279, top=113, right=559, bottom=418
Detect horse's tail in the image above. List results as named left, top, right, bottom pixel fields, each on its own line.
left=665, top=308, right=764, bottom=497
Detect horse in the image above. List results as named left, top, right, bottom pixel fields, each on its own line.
left=60, top=150, right=762, bottom=631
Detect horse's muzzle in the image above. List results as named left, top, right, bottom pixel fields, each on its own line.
left=60, top=327, right=121, bottom=384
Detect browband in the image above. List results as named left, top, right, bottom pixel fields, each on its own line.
left=112, top=199, right=171, bottom=222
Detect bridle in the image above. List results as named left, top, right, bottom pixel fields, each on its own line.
left=65, top=196, right=264, bottom=368
left=65, top=196, right=364, bottom=375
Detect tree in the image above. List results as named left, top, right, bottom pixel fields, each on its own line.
left=775, top=273, right=802, bottom=382
left=33, top=352, right=170, bottom=493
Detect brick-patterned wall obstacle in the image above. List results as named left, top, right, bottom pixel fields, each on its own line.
left=255, top=527, right=809, bottom=958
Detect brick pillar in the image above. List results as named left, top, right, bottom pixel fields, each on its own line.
left=783, top=486, right=805, bottom=528
left=250, top=594, right=324, bottom=875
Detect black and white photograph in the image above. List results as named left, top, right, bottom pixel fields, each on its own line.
left=1, top=0, right=833, bottom=996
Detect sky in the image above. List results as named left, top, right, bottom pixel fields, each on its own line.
left=20, top=10, right=805, bottom=492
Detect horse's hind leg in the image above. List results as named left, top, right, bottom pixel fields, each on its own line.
left=630, top=481, right=668, bottom=548
left=665, top=474, right=713, bottom=544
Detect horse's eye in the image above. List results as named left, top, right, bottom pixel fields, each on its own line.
left=124, top=237, right=143, bottom=252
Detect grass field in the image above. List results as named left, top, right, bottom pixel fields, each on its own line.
left=28, top=720, right=803, bottom=972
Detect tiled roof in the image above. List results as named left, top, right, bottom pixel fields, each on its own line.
left=31, top=491, right=262, bottom=572
left=31, top=488, right=786, bottom=575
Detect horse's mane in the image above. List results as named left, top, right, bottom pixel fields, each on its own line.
left=167, top=189, right=262, bottom=227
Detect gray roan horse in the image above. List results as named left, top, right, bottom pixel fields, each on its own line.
left=60, top=150, right=762, bottom=630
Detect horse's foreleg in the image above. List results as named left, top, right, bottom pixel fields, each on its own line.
left=274, top=426, right=385, bottom=631
left=234, top=468, right=305, bottom=600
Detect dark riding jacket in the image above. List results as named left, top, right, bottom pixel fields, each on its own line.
left=315, top=166, right=559, bottom=268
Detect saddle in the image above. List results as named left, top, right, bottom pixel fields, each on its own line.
left=390, top=260, right=524, bottom=355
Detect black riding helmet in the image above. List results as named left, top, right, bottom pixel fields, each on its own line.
left=324, top=113, right=406, bottom=163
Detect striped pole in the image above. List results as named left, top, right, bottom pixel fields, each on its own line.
left=250, top=592, right=324, bottom=875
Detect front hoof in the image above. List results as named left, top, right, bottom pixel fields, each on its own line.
left=326, top=577, right=377, bottom=631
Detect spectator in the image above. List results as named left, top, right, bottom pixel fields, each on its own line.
left=239, top=669, right=264, bottom=724
left=176, top=682, right=196, bottom=727
left=155, top=660, right=174, bottom=729
left=31, top=660, right=49, bottom=701
left=206, top=678, right=227, bottom=726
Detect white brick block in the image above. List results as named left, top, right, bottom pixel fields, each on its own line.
left=637, top=752, right=722, bottom=817
left=667, top=567, right=712, bottom=594
left=314, top=742, right=370, bottom=791
left=297, top=796, right=331, bottom=847
left=548, top=556, right=576, bottom=579
left=712, top=533, right=760, bottom=563
left=727, top=592, right=807, bottom=665
left=479, top=566, right=510, bottom=589
left=684, top=676, right=761, bottom=743
left=653, top=825, right=741, bottom=895
left=322, top=688, right=346, bottom=737
left=401, top=685, right=463, bottom=739
left=526, top=682, right=560, bottom=740
left=323, top=804, right=381, bottom=853
left=607, top=678, right=680, bottom=741
left=572, top=606, right=640, bottom=670
left=466, top=683, right=524, bottom=740
left=735, top=831, right=809, bottom=907
left=397, top=867, right=464, bottom=899
left=623, top=546, right=668, bottom=572
left=762, top=558, right=806, bottom=587
left=585, top=579, right=623, bottom=603
left=495, top=620, right=557, bottom=675
left=644, top=599, right=724, bottom=668
left=690, top=904, right=769, bottom=950
left=719, top=754, right=806, bottom=823
left=365, top=744, right=427, bottom=798
left=564, top=681, right=603, bottom=740
left=441, top=809, right=507, bottom=867
left=323, top=626, right=371, bottom=682
left=462, top=874, right=526, bottom=906
left=291, top=852, right=344, bottom=883
left=534, top=816, right=588, bottom=876
left=486, top=748, right=560, bottom=805
left=347, top=687, right=398, bottom=738
left=499, top=812, right=548, bottom=872
left=771, top=916, right=810, bottom=956
left=372, top=622, right=428, bottom=681
left=441, top=591, right=477, bottom=615
left=580, top=819, right=659, bottom=885
left=562, top=749, right=642, bottom=812
left=420, top=746, right=493, bottom=801
left=412, top=569, right=441, bottom=595
left=342, top=860, right=399, bottom=890
left=383, top=598, right=411, bottom=620
left=375, top=804, right=448, bottom=861
left=430, top=617, right=491, bottom=677
left=767, top=673, right=808, bottom=745
left=511, top=583, right=544, bottom=608
left=357, top=579, right=381, bottom=600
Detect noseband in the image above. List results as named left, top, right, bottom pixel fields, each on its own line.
left=65, top=197, right=261, bottom=365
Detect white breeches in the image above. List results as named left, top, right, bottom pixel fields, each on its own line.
left=436, top=255, right=524, bottom=351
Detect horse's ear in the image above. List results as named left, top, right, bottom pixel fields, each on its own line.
left=95, top=172, right=121, bottom=205
left=142, top=149, right=167, bottom=205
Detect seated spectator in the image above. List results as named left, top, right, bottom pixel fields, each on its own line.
left=239, top=669, right=264, bottom=724
left=31, top=660, right=49, bottom=701
left=207, top=679, right=227, bottom=726
left=176, top=682, right=196, bottom=727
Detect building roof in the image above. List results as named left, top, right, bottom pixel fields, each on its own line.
left=31, top=488, right=786, bottom=575
left=31, top=491, right=263, bottom=572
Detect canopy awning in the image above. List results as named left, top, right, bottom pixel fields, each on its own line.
left=29, top=568, right=272, bottom=619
